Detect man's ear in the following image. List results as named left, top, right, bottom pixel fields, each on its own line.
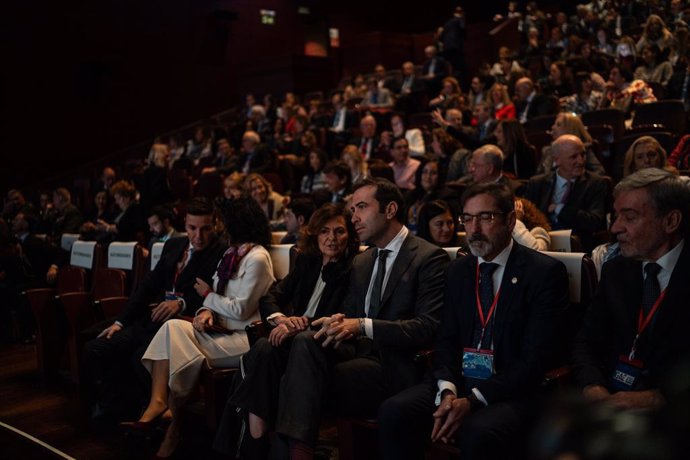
left=297, top=215, right=305, bottom=226
left=385, top=201, right=398, bottom=220
left=663, top=209, right=682, bottom=235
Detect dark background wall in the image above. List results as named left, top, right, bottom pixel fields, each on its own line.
left=3, top=0, right=563, bottom=190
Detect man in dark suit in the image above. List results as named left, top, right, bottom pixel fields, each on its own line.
left=349, top=115, right=387, bottom=162
left=572, top=168, right=690, bottom=410
left=420, top=45, right=448, bottom=96
left=525, top=135, right=608, bottom=250
left=274, top=177, right=449, bottom=457
left=379, top=182, right=569, bottom=460
left=439, top=102, right=497, bottom=151
left=327, top=91, right=358, bottom=155
left=81, top=197, right=226, bottom=420
left=240, top=130, right=276, bottom=174
left=451, top=144, right=521, bottom=194
left=394, top=61, right=427, bottom=114
left=514, top=77, right=557, bottom=123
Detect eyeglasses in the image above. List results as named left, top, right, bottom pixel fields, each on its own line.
left=459, top=212, right=504, bottom=225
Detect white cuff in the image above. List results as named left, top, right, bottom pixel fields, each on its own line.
left=363, top=318, right=373, bottom=338
left=435, top=380, right=457, bottom=406
left=267, top=312, right=286, bottom=326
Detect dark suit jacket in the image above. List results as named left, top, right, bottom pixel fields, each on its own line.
left=572, top=242, right=690, bottom=393
left=433, top=244, right=569, bottom=403
left=525, top=171, right=608, bottom=247
left=52, top=204, right=83, bottom=237
left=446, top=121, right=498, bottom=151
left=343, top=233, right=449, bottom=392
left=241, top=144, right=276, bottom=174
left=516, top=93, right=557, bottom=121
left=259, top=252, right=353, bottom=321
left=114, top=202, right=147, bottom=243
left=117, top=236, right=226, bottom=330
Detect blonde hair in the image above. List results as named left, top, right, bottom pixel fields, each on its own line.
left=623, top=136, right=667, bottom=177
left=557, top=113, right=593, bottom=144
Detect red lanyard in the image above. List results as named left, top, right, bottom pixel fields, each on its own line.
left=475, top=263, right=501, bottom=349
left=629, top=290, right=666, bottom=360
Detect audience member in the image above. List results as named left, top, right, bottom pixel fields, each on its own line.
left=240, top=130, right=276, bottom=174
left=420, top=45, right=448, bottom=95
left=538, top=113, right=606, bottom=176
left=488, top=82, right=516, bottom=121
left=81, top=198, right=226, bottom=422
left=361, top=77, right=394, bottom=110
left=404, top=159, right=452, bottom=234
left=514, top=77, right=556, bottom=124
left=350, top=115, right=386, bottom=162
left=50, top=187, right=83, bottom=239
left=560, top=71, right=605, bottom=115
left=130, top=196, right=275, bottom=458
left=340, top=145, right=368, bottom=184
left=441, top=6, right=467, bottom=80
left=572, top=168, right=690, bottom=412
left=216, top=203, right=358, bottom=457
left=145, top=206, right=180, bottom=254
left=314, top=161, right=352, bottom=206
left=623, top=136, right=671, bottom=177
left=429, top=76, right=464, bottom=111
left=634, top=43, right=674, bottom=86
left=378, top=182, right=569, bottom=460
left=513, top=197, right=551, bottom=251
left=525, top=135, right=608, bottom=250
left=494, top=119, right=537, bottom=179
left=244, top=173, right=286, bottom=222
left=96, top=180, right=146, bottom=243
left=388, top=137, right=421, bottom=192
left=280, top=197, right=316, bottom=245
left=416, top=199, right=458, bottom=247
left=300, top=148, right=328, bottom=194
left=270, top=177, right=448, bottom=458
left=603, top=65, right=657, bottom=117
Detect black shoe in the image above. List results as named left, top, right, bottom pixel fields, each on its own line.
left=236, top=409, right=269, bottom=460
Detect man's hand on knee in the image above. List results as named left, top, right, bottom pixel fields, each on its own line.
left=97, top=323, right=122, bottom=339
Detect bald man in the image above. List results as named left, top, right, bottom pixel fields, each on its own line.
left=525, top=134, right=609, bottom=250
left=514, top=77, right=557, bottom=123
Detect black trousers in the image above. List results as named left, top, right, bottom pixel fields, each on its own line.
left=378, top=382, right=533, bottom=460
left=273, top=330, right=385, bottom=445
left=80, top=321, right=154, bottom=419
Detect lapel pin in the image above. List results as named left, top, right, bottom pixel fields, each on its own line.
left=511, top=277, right=518, bottom=284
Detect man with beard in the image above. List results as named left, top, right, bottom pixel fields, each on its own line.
left=572, top=168, right=690, bottom=411
left=378, top=182, right=569, bottom=460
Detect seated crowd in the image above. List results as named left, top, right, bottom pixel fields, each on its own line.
left=3, top=1, right=690, bottom=459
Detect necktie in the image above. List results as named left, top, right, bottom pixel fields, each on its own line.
left=333, top=109, right=342, bottom=129
left=472, top=262, right=499, bottom=348
left=361, top=139, right=369, bottom=157
left=479, top=262, right=498, bottom=317
left=561, top=180, right=572, bottom=205
left=642, top=262, right=661, bottom=316
left=368, top=249, right=391, bottom=318
left=478, top=124, right=486, bottom=140
left=179, top=246, right=194, bottom=271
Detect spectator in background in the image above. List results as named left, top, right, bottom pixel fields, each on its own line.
left=514, top=77, right=556, bottom=124
left=441, top=6, right=467, bottom=80
left=538, top=113, right=606, bottom=176
left=636, top=14, right=675, bottom=55
left=50, top=187, right=83, bottom=239
left=361, top=77, right=394, bottom=110
left=244, top=173, right=286, bottom=222
left=240, top=130, right=275, bottom=175
left=97, top=180, right=146, bottom=243
left=140, top=143, right=172, bottom=213
left=430, top=127, right=466, bottom=181
left=404, top=159, right=452, bottom=234
left=429, top=76, right=465, bottom=111
left=280, top=197, right=316, bottom=245
left=488, top=82, right=516, bottom=121
left=2, top=189, right=35, bottom=223
left=314, top=161, right=352, bottom=206
left=420, top=45, right=448, bottom=95
left=350, top=115, right=386, bottom=162
left=389, top=137, right=421, bottom=192
left=560, top=71, right=605, bottom=115
left=394, top=61, right=426, bottom=114
left=340, top=144, right=369, bottom=184
left=494, top=119, right=537, bottom=179
left=146, top=206, right=180, bottom=254
left=416, top=199, right=459, bottom=247
left=467, top=75, right=491, bottom=110
left=86, top=191, right=116, bottom=226
left=381, top=113, right=426, bottom=159
left=513, top=197, right=551, bottom=251
left=603, top=65, right=657, bottom=117
left=94, top=166, right=117, bottom=194
left=634, top=43, right=674, bottom=86
left=186, top=125, right=212, bottom=161
left=542, top=60, right=573, bottom=98
left=221, top=172, right=245, bottom=202
left=623, top=136, right=670, bottom=177
left=300, top=147, right=328, bottom=194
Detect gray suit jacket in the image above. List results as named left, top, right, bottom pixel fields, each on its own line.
left=343, top=233, right=449, bottom=391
